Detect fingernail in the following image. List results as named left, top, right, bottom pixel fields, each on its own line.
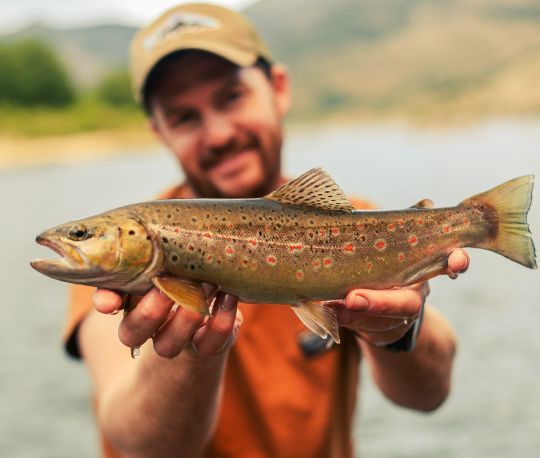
left=220, top=293, right=237, bottom=311
left=352, top=294, right=369, bottom=310
left=448, top=271, right=459, bottom=280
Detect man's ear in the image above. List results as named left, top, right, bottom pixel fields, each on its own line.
left=270, top=63, right=291, bottom=116
left=148, top=116, right=164, bottom=142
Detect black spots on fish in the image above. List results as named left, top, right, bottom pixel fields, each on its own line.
left=175, top=208, right=180, bottom=212
left=162, top=237, right=169, bottom=244
left=146, top=235, right=151, bottom=241
left=309, top=220, right=315, bottom=226
left=151, top=219, right=158, bottom=225
left=156, top=209, right=160, bottom=213
left=241, top=215, right=247, bottom=221
left=206, top=214, right=210, bottom=219
left=192, top=217, right=198, bottom=223
left=128, top=230, right=135, bottom=236
left=227, top=208, right=233, bottom=213
left=171, top=255, right=178, bottom=262
left=167, top=214, right=172, bottom=219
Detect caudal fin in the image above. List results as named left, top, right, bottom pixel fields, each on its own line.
left=460, top=176, right=536, bottom=269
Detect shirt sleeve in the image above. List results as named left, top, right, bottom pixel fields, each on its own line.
left=63, top=284, right=95, bottom=358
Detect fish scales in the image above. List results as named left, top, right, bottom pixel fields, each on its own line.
left=31, top=168, right=536, bottom=343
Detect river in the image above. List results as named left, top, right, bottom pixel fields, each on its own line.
left=2, top=118, right=539, bottom=457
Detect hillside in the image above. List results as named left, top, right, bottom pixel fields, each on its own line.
left=3, top=0, right=540, bottom=122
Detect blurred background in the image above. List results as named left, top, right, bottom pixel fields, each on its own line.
left=2, top=0, right=539, bottom=456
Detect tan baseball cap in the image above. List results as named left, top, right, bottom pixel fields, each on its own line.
left=130, top=3, right=273, bottom=102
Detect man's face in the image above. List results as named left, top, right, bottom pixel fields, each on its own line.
left=148, top=53, right=290, bottom=198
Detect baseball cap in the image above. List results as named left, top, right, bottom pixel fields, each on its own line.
left=130, top=3, right=273, bottom=102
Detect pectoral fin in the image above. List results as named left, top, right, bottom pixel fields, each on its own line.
left=152, top=276, right=210, bottom=316
left=292, top=300, right=340, bottom=344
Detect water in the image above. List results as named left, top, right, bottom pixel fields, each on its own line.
left=2, top=118, right=539, bottom=457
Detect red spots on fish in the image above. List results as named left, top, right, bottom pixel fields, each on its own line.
left=206, top=255, right=213, bottom=263
left=249, top=239, right=258, bottom=248
left=374, top=239, right=387, bottom=251
left=312, top=259, right=321, bottom=270
left=342, top=243, right=355, bottom=253
left=356, top=222, right=366, bottom=231
left=319, top=228, right=327, bottom=237
left=174, top=228, right=180, bottom=233
left=288, top=243, right=304, bottom=253
left=226, top=223, right=234, bottom=229
left=203, top=232, right=213, bottom=239
left=225, top=245, right=234, bottom=256
left=398, top=253, right=405, bottom=262
left=331, top=227, right=340, bottom=236
left=250, top=260, right=258, bottom=271
left=366, top=261, right=374, bottom=272
left=463, top=217, right=470, bottom=226
left=443, top=225, right=451, bottom=234
left=408, top=235, right=418, bottom=246
left=295, top=269, right=305, bottom=281
left=397, top=219, right=405, bottom=228
left=266, top=255, right=277, bottom=266
left=387, top=223, right=396, bottom=232
left=264, top=225, right=271, bottom=232
left=427, top=244, right=436, bottom=255
left=187, top=243, right=195, bottom=251
left=242, top=258, right=249, bottom=267
left=417, top=218, right=424, bottom=226
left=323, top=257, right=333, bottom=267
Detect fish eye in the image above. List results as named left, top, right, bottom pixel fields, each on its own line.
left=68, top=225, right=90, bottom=241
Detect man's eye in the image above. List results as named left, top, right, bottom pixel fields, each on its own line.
left=225, top=90, right=243, bottom=104
left=171, top=111, right=197, bottom=127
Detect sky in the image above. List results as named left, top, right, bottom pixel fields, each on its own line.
left=0, top=0, right=258, bottom=33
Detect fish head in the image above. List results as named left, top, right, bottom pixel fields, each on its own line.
left=31, top=210, right=154, bottom=289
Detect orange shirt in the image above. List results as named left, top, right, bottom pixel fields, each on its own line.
left=63, top=187, right=373, bottom=458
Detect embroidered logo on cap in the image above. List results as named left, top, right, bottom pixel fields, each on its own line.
left=144, top=13, right=221, bottom=51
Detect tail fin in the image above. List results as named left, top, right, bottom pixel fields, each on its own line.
left=460, top=176, right=536, bottom=269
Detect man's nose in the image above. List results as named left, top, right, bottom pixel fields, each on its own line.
left=202, top=111, right=235, bottom=149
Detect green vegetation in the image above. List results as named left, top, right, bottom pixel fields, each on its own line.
left=0, top=39, right=143, bottom=137
left=0, top=40, right=75, bottom=107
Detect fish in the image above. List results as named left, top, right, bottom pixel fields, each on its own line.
left=31, top=168, right=536, bottom=343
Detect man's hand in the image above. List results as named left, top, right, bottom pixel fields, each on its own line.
left=93, top=285, right=241, bottom=359
left=333, top=249, right=469, bottom=346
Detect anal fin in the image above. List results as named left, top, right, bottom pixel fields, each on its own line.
left=152, top=276, right=210, bottom=316
left=292, top=300, right=340, bottom=344
left=402, top=255, right=449, bottom=286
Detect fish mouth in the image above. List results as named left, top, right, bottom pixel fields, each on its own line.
left=31, top=234, right=94, bottom=280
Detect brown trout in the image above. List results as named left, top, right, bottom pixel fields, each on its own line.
left=31, top=168, right=536, bottom=343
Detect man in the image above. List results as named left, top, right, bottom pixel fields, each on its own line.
left=65, top=4, right=468, bottom=457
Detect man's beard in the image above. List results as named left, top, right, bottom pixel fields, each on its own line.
left=187, top=132, right=282, bottom=199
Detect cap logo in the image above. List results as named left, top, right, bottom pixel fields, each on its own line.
left=144, top=13, right=221, bottom=51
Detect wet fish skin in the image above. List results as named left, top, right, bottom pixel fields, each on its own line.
left=31, top=168, right=536, bottom=343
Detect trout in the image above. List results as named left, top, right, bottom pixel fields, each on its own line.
left=31, top=168, right=536, bottom=343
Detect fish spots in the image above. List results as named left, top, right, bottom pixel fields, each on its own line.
left=417, top=218, right=424, bottom=226
left=295, top=269, right=305, bottom=281
left=241, top=257, right=250, bottom=268
left=374, top=239, right=387, bottom=251
left=307, top=230, right=316, bottom=238
left=288, top=243, right=304, bottom=253
left=187, top=243, right=195, bottom=251
left=312, top=259, right=321, bottom=270
left=206, top=255, right=213, bottom=263
left=171, top=255, right=178, bottom=262
left=397, top=219, right=405, bottom=228
left=342, top=243, right=355, bottom=254
left=408, top=235, right=418, bottom=246
left=387, top=223, right=396, bottom=232
left=463, top=217, right=470, bottom=226
left=323, top=257, right=333, bottom=268
left=319, top=228, right=327, bottom=237
left=225, top=245, right=234, bottom=256
left=398, top=252, right=405, bottom=262
left=427, top=244, right=436, bottom=255
left=358, top=234, right=367, bottom=243
left=266, top=255, right=277, bottom=266
left=331, top=227, right=340, bottom=236
left=249, top=239, right=258, bottom=248
left=203, top=232, right=213, bottom=239
left=366, top=261, right=374, bottom=272
left=442, top=225, right=451, bottom=234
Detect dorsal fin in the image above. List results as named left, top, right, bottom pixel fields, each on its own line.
left=410, top=198, right=434, bottom=209
left=265, top=168, right=354, bottom=212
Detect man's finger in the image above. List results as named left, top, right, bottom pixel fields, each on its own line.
left=152, top=305, right=205, bottom=359
left=192, top=293, right=238, bottom=357
left=93, top=288, right=124, bottom=314
left=344, top=283, right=428, bottom=317
left=118, top=288, right=174, bottom=348
left=447, top=249, right=470, bottom=278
